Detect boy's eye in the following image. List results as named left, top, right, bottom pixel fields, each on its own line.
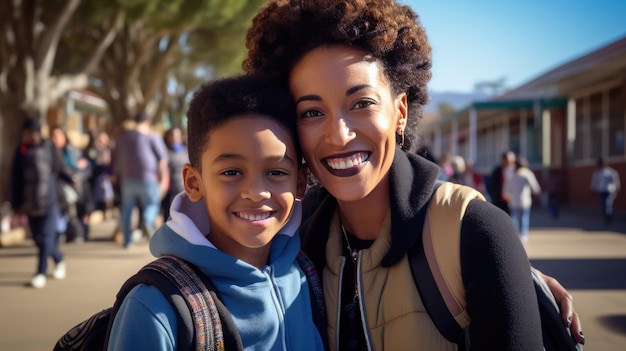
left=221, top=170, right=241, bottom=176
left=268, top=169, right=288, bottom=176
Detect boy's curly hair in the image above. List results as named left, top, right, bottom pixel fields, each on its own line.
left=243, top=0, right=432, bottom=152
left=186, top=75, right=300, bottom=170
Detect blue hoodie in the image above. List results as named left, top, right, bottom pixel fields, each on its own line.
left=108, top=193, right=325, bottom=351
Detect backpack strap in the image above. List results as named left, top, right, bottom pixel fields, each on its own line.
left=409, top=181, right=484, bottom=343
left=105, top=255, right=236, bottom=351
left=413, top=182, right=582, bottom=350
left=296, top=250, right=328, bottom=349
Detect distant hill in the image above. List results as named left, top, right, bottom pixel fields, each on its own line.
left=424, top=91, right=490, bottom=115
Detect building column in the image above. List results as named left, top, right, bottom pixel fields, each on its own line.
left=451, top=119, right=458, bottom=157
left=469, top=107, right=477, bottom=163
left=567, top=98, right=576, bottom=159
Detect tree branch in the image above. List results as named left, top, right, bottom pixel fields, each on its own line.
left=35, top=0, right=81, bottom=71
left=81, top=7, right=125, bottom=74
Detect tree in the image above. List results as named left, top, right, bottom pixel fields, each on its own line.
left=89, top=0, right=265, bottom=128
left=0, top=0, right=123, bottom=202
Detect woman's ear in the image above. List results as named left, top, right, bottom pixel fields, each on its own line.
left=396, top=92, right=408, bottom=131
left=296, top=164, right=308, bottom=199
left=183, top=164, right=204, bottom=202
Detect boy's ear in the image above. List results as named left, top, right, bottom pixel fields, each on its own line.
left=183, top=164, right=204, bottom=202
left=296, top=164, right=308, bottom=199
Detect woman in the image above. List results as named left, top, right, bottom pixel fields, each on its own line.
left=160, top=127, right=188, bottom=221
left=244, top=0, right=583, bottom=349
left=50, top=126, right=93, bottom=242
left=503, top=156, right=542, bottom=243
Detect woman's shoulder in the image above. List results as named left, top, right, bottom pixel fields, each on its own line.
left=461, top=199, right=518, bottom=244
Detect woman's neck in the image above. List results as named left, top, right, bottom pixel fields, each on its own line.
left=337, top=177, right=390, bottom=241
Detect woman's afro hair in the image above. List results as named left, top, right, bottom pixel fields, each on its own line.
left=243, top=0, right=432, bottom=152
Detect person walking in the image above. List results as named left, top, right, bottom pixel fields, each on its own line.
left=113, top=112, right=169, bottom=248
left=544, top=170, right=563, bottom=219
left=487, top=150, right=517, bottom=213
left=50, top=125, right=93, bottom=242
left=160, top=127, right=188, bottom=221
left=10, top=116, right=73, bottom=288
left=84, top=131, right=115, bottom=219
left=503, top=157, right=542, bottom=243
left=590, top=157, right=621, bottom=224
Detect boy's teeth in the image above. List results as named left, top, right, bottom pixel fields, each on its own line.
left=238, top=212, right=270, bottom=221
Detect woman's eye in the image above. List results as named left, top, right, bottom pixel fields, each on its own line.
left=301, top=109, right=323, bottom=118
left=353, top=100, right=375, bottom=109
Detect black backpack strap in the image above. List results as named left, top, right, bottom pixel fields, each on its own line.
left=408, top=180, right=464, bottom=344
left=296, top=250, right=328, bottom=349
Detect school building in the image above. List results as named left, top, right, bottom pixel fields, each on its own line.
left=420, top=35, right=626, bottom=212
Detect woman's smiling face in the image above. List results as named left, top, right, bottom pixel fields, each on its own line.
left=289, top=45, right=407, bottom=202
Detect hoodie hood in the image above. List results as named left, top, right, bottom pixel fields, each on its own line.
left=150, top=192, right=303, bottom=280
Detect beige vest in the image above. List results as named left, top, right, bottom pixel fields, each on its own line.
left=323, top=211, right=457, bottom=351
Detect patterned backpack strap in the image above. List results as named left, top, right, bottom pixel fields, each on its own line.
left=144, top=255, right=225, bottom=351
left=296, top=250, right=328, bottom=349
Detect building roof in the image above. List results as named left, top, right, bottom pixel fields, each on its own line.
left=421, top=35, right=626, bottom=133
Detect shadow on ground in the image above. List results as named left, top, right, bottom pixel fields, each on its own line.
left=597, top=315, right=626, bottom=335
left=530, top=258, right=626, bottom=290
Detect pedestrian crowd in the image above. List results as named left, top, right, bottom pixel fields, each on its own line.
left=9, top=111, right=186, bottom=287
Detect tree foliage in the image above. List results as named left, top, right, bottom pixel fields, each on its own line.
left=89, top=0, right=265, bottom=128
left=0, top=0, right=123, bottom=202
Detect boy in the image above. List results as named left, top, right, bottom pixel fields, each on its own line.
left=107, top=75, right=325, bottom=350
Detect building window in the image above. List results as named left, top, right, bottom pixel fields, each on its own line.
left=608, top=86, right=625, bottom=157
left=526, top=114, right=542, bottom=164
left=589, top=92, right=603, bottom=160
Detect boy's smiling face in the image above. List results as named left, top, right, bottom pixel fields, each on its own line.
left=183, top=116, right=300, bottom=266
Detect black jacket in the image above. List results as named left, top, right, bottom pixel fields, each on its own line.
left=10, top=139, right=73, bottom=216
left=300, top=149, right=543, bottom=350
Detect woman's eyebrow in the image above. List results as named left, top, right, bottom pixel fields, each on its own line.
left=346, top=84, right=370, bottom=96
left=295, top=94, right=321, bottom=105
left=295, top=84, right=371, bottom=105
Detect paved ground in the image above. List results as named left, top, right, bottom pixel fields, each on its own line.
left=0, top=207, right=624, bottom=350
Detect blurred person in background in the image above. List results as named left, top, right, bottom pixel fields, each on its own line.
left=160, top=127, right=188, bottom=222
left=590, top=157, right=621, bottom=224
left=449, top=155, right=486, bottom=196
left=84, top=131, right=115, bottom=219
left=10, top=117, right=73, bottom=288
left=488, top=150, right=516, bottom=214
left=503, top=157, right=542, bottom=243
left=113, top=111, right=169, bottom=248
left=544, top=170, right=563, bottom=219
left=50, top=125, right=93, bottom=242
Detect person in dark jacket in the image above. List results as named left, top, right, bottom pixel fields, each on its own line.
left=160, top=127, right=188, bottom=221
left=488, top=150, right=517, bottom=213
left=10, top=116, right=74, bottom=288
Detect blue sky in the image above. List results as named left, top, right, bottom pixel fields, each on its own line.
left=404, top=0, right=626, bottom=93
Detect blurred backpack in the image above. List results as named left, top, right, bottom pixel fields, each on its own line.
left=54, top=253, right=326, bottom=351
left=409, top=181, right=583, bottom=351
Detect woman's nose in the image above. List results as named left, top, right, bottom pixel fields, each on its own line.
left=324, top=113, right=355, bottom=146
